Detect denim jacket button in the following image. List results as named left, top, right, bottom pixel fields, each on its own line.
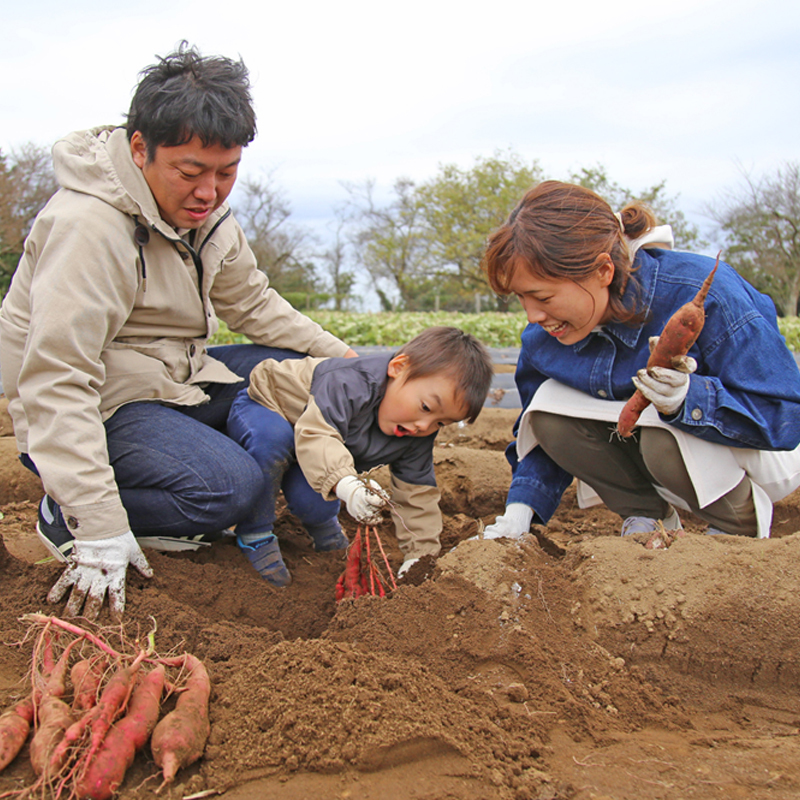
left=691, top=408, right=703, bottom=421
left=597, top=390, right=607, bottom=398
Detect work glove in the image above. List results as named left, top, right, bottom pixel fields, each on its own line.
left=397, top=557, right=419, bottom=579
left=633, top=337, right=697, bottom=416
left=47, top=531, right=153, bottom=621
left=335, top=475, right=389, bottom=524
left=479, top=503, right=534, bottom=540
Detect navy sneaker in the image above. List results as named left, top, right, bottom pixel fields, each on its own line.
left=237, top=534, right=292, bottom=586
left=36, top=495, right=74, bottom=562
left=36, top=495, right=228, bottom=561
left=306, top=519, right=349, bottom=552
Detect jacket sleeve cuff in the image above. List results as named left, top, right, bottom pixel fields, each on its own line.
left=58, top=497, right=130, bottom=541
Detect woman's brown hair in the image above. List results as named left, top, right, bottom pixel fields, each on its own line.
left=483, top=181, right=657, bottom=324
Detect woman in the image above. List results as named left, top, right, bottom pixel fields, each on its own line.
left=482, top=181, right=800, bottom=540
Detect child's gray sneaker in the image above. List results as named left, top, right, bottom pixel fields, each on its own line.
left=237, top=533, right=292, bottom=586
left=306, top=520, right=349, bottom=552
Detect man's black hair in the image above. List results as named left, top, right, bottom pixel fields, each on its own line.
left=126, top=41, right=257, bottom=160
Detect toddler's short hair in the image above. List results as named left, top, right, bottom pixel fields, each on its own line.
left=396, top=327, right=493, bottom=423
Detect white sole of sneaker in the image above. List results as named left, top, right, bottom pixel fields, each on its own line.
left=35, top=522, right=72, bottom=563
left=136, top=536, right=218, bottom=553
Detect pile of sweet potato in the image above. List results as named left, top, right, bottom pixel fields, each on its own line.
left=0, top=614, right=210, bottom=799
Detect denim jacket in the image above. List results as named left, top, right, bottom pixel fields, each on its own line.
left=506, top=249, right=800, bottom=524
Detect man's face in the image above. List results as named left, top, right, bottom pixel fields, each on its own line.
left=130, top=131, right=242, bottom=229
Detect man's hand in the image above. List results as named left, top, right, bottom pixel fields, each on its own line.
left=47, top=531, right=153, bottom=620
left=335, top=475, right=389, bottom=524
left=480, top=503, right=534, bottom=540
left=633, top=352, right=697, bottom=416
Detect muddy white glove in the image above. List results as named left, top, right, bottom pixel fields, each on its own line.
left=397, top=557, right=419, bottom=578
left=47, top=531, right=153, bottom=621
left=335, top=475, right=389, bottom=524
left=632, top=354, right=697, bottom=416
left=481, top=503, right=534, bottom=540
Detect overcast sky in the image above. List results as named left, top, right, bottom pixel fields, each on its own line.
left=4, top=0, right=799, bottom=297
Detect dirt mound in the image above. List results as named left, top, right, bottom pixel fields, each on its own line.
left=3, top=401, right=800, bottom=800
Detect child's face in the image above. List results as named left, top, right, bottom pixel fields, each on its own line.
left=509, top=255, right=615, bottom=346
left=378, top=358, right=467, bottom=438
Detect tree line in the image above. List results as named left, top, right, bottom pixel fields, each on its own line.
left=1, top=144, right=798, bottom=316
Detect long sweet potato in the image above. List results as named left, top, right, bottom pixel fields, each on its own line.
left=76, top=664, right=165, bottom=800
left=617, top=253, right=720, bottom=437
left=30, top=638, right=78, bottom=777
left=0, top=696, right=34, bottom=773
left=150, top=654, right=211, bottom=786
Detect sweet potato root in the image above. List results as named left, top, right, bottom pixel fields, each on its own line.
left=0, top=696, right=34, bottom=773
left=150, top=654, right=211, bottom=787
left=76, top=664, right=166, bottom=800
left=617, top=253, right=720, bottom=437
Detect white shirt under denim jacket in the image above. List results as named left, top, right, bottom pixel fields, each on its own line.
left=506, top=244, right=800, bottom=537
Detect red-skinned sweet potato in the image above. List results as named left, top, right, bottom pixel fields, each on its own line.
left=150, top=654, right=211, bottom=786
left=617, top=253, right=719, bottom=437
left=75, top=664, right=165, bottom=800
left=0, top=696, right=34, bottom=773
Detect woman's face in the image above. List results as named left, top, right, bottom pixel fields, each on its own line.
left=509, top=256, right=615, bottom=346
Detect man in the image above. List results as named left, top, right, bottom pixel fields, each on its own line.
left=0, top=43, right=356, bottom=620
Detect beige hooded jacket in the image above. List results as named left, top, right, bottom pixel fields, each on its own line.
left=0, top=126, right=349, bottom=541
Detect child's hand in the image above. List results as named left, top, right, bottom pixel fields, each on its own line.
left=335, top=475, right=389, bottom=524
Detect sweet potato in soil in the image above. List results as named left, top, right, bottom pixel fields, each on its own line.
left=3, top=405, right=800, bottom=799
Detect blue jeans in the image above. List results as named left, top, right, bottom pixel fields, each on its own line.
left=226, top=389, right=340, bottom=537
left=22, top=344, right=305, bottom=536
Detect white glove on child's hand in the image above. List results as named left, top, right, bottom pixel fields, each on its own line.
left=480, top=503, right=534, bottom=540
left=335, top=475, right=389, bottom=524
left=47, top=531, right=153, bottom=621
left=633, top=354, right=697, bottom=416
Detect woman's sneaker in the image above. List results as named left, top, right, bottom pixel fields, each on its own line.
left=621, top=506, right=682, bottom=537
left=237, top=533, right=292, bottom=586
left=305, top=520, right=349, bottom=552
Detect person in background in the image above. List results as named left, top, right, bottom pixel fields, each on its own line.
left=227, top=326, right=494, bottom=584
left=0, top=42, right=357, bottom=619
left=480, top=181, right=800, bottom=543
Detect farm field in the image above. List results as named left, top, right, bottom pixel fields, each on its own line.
left=2, top=389, right=800, bottom=798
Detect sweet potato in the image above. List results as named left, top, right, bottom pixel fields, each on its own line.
left=30, top=638, right=78, bottom=777
left=71, top=657, right=106, bottom=713
left=75, top=664, right=165, bottom=800
left=0, top=696, right=34, bottom=773
left=150, top=654, right=211, bottom=786
left=617, top=253, right=720, bottom=437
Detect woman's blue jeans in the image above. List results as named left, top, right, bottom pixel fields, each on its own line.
left=226, top=389, right=340, bottom=537
left=23, top=344, right=305, bottom=536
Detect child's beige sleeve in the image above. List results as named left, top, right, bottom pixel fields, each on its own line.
left=389, top=474, right=442, bottom=560
left=294, top=398, right=358, bottom=499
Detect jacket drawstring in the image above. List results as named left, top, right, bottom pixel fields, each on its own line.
left=133, top=217, right=150, bottom=292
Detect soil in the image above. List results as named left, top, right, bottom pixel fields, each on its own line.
left=2, top=394, right=800, bottom=800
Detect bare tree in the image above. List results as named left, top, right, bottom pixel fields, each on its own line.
left=234, top=172, right=318, bottom=296
left=1, top=143, right=58, bottom=293
left=707, top=162, right=800, bottom=315
left=317, top=208, right=355, bottom=310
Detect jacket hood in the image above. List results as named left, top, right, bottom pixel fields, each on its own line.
left=52, top=126, right=165, bottom=229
